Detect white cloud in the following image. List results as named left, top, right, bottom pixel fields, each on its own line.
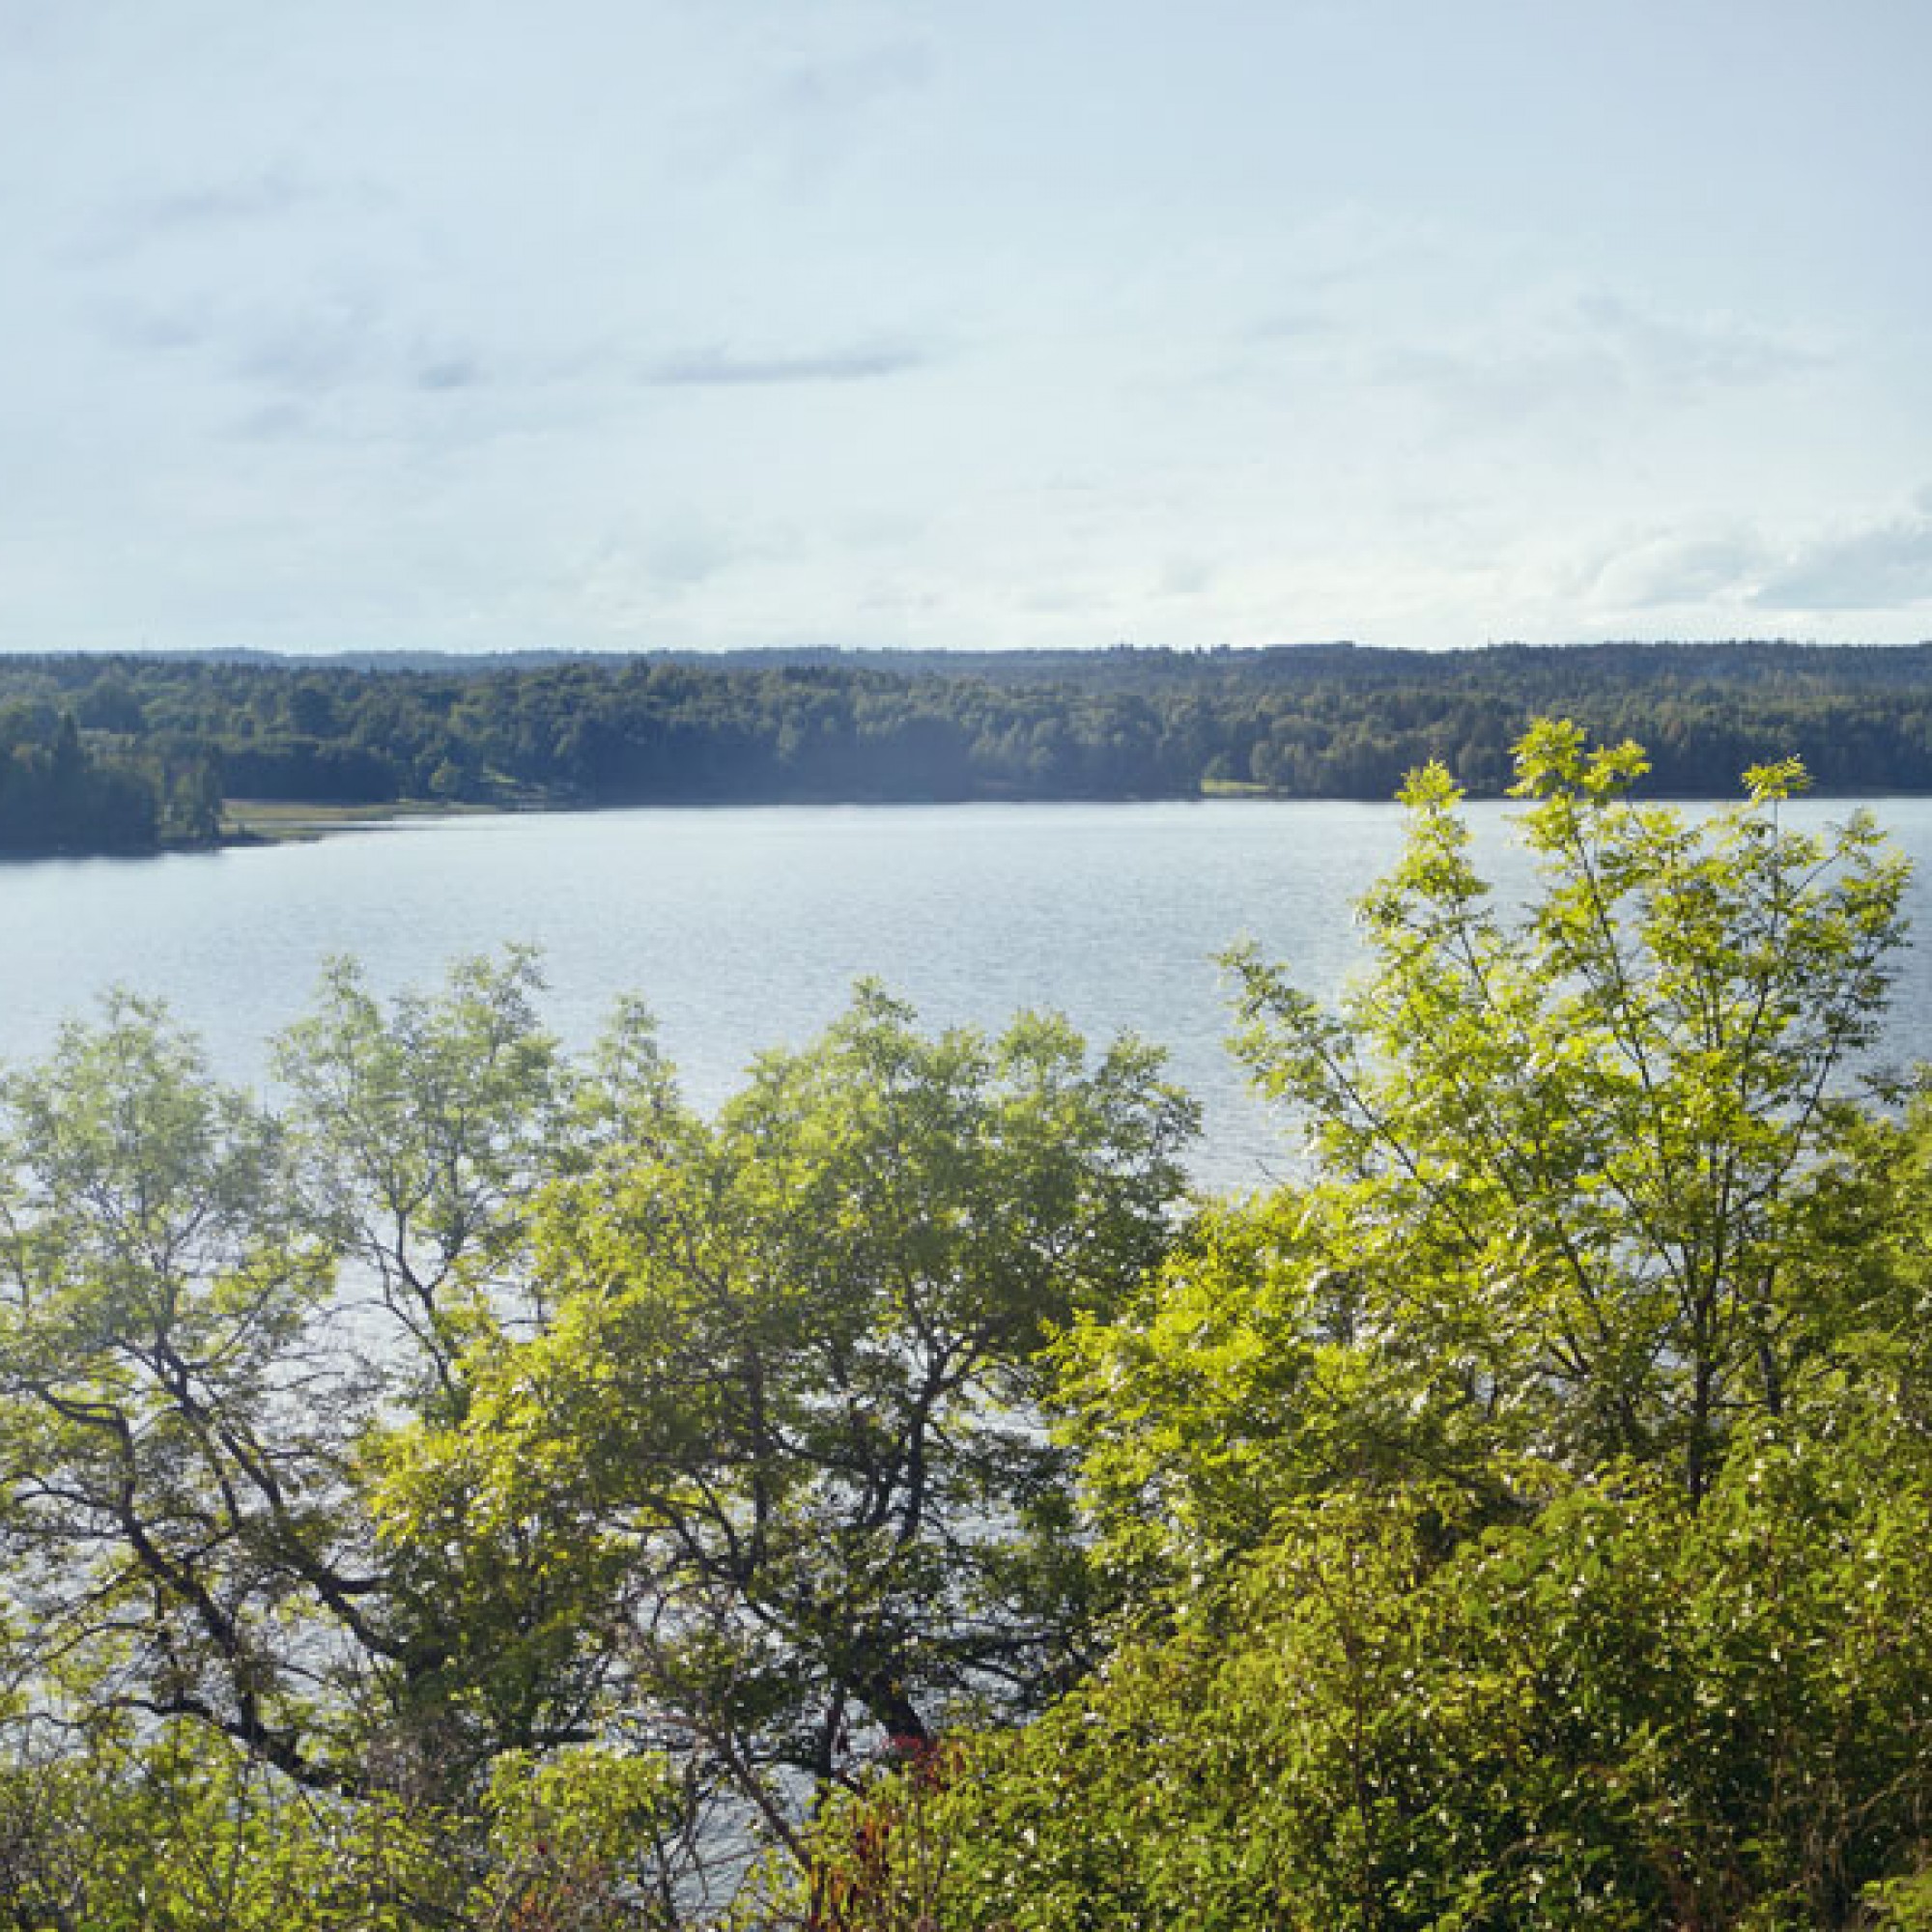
left=1574, top=294, right=1825, bottom=392
left=1587, top=530, right=1770, bottom=611
left=1755, top=516, right=1932, bottom=611
left=1373, top=290, right=1824, bottom=435
left=1157, top=556, right=1215, bottom=600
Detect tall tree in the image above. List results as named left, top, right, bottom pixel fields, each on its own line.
left=797, top=725, right=1932, bottom=1932
left=383, top=985, right=1196, bottom=1873
left=0, top=997, right=355, bottom=1789
left=0, top=958, right=647, bottom=1805
left=1222, top=720, right=1909, bottom=1501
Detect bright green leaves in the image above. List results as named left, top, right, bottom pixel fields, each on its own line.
left=474, top=1747, right=685, bottom=1928
left=809, top=1429, right=1932, bottom=1932
left=0, top=953, right=680, bottom=1811
left=1225, top=723, right=1911, bottom=1500
left=1744, top=753, right=1809, bottom=804
left=1508, top=714, right=1652, bottom=802
left=908, top=722, right=1932, bottom=1932
left=1055, top=1195, right=1326, bottom=1588
left=0, top=999, right=346, bottom=1788
left=0, top=955, right=1198, bottom=1902
left=469, top=988, right=1193, bottom=1806
left=0, top=993, right=325, bottom=1379
left=273, top=948, right=585, bottom=1402
left=0, top=1724, right=690, bottom=1930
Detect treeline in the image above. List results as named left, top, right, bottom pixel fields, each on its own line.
left=0, top=713, right=161, bottom=855
left=0, top=686, right=221, bottom=855
left=6, top=728, right=1932, bottom=1926
left=5, top=638, right=1932, bottom=852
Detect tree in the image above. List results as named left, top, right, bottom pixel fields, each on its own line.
left=0, top=996, right=359, bottom=1792
left=0, top=958, right=1193, bottom=1912
left=796, top=724, right=1932, bottom=1931
left=1058, top=724, right=1914, bottom=1606
left=0, top=956, right=662, bottom=1812
left=384, top=984, right=1197, bottom=1879
left=272, top=948, right=589, bottom=1408
left=1219, top=720, right=1910, bottom=1502
left=803, top=1429, right=1932, bottom=1932
left=271, top=951, right=672, bottom=1786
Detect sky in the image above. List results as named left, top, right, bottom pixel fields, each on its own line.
left=2, top=0, right=1929, bottom=658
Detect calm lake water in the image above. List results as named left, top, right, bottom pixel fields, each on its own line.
left=6, top=797, right=1932, bottom=1190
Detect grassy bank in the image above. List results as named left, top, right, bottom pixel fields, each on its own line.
left=219, top=798, right=498, bottom=843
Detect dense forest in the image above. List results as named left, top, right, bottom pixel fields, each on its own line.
left=5, top=638, right=1932, bottom=854
left=6, top=724, right=1932, bottom=1926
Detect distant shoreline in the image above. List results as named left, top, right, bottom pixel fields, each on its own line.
left=13, top=640, right=1932, bottom=861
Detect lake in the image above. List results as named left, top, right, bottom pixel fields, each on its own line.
left=6, top=796, right=1932, bottom=1190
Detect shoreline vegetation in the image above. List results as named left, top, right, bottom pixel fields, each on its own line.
left=218, top=795, right=497, bottom=844
left=7, top=725, right=1932, bottom=1926
left=8, top=636, right=1932, bottom=858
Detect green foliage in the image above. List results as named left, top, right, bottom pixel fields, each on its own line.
left=384, top=984, right=1196, bottom=1859
left=0, top=999, right=350, bottom=1786
left=1060, top=724, right=1913, bottom=1634
left=274, top=948, right=587, bottom=1400
left=0, top=1726, right=691, bottom=1929
left=814, top=1430, right=1932, bottom=1930
left=802, top=723, right=1932, bottom=1930
left=0, top=957, right=678, bottom=1806
left=23, top=639, right=1932, bottom=856
left=1223, top=720, right=1909, bottom=1502
left=0, top=954, right=1195, bottom=1917
left=0, top=1727, right=457, bottom=1931
left=1054, top=1193, right=1336, bottom=1587
left=13, top=718, right=1932, bottom=1924
left=0, top=707, right=157, bottom=853
left=470, top=1747, right=687, bottom=1931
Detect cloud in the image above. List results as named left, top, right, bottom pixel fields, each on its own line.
left=1588, top=530, right=1769, bottom=609
left=1580, top=507, right=1932, bottom=619
left=0, top=0, right=73, bottom=57
left=96, top=299, right=213, bottom=354
left=773, top=39, right=931, bottom=123
left=233, top=302, right=376, bottom=393
left=232, top=401, right=312, bottom=444
left=133, top=169, right=310, bottom=231
left=1754, top=516, right=1932, bottom=611
left=1378, top=336, right=1621, bottom=423
left=1376, top=291, right=1823, bottom=427
left=643, top=518, right=742, bottom=589
left=1576, top=293, right=1824, bottom=391
left=568, top=515, right=777, bottom=633
left=224, top=297, right=484, bottom=405
left=77, top=165, right=319, bottom=262
left=757, top=36, right=934, bottom=188
left=1246, top=311, right=1333, bottom=344
left=414, top=355, right=482, bottom=393
left=1158, top=556, right=1214, bottom=599
left=644, top=342, right=928, bottom=387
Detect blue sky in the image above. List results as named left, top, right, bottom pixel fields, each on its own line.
left=3, top=0, right=1928, bottom=655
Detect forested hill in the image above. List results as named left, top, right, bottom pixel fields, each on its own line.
left=4, top=638, right=1932, bottom=854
